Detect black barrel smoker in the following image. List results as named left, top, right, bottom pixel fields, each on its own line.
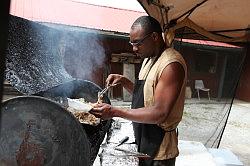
left=0, top=79, right=112, bottom=166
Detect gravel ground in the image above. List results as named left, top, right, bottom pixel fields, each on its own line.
left=219, top=100, right=250, bottom=166
left=178, top=99, right=232, bottom=148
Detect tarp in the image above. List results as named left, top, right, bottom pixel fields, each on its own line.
left=138, top=0, right=250, bottom=44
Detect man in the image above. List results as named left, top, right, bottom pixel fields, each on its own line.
left=90, top=16, right=187, bottom=166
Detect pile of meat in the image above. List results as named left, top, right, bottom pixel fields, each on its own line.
left=67, top=98, right=100, bottom=126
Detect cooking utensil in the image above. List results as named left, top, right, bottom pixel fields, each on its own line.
left=115, top=136, right=129, bottom=148
left=98, top=83, right=119, bottom=96
left=98, top=83, right=120, bottom=103
left=98, top=85, right=112, bottom=96
left=108, top=153, right=151, bottom=159
left=113, top=136, right=150, bottom=159
left=114, top=147, right=151, bottom=159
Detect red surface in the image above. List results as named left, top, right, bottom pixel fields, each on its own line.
left=176, top=38, right=241, bottom=48
left=10, top=0, right=146, bottom=33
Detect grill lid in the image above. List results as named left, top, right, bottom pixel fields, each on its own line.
left=0, top=96, right=90, bottom=166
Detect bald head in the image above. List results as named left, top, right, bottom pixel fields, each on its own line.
left=131, top=16, right=162, bottom=35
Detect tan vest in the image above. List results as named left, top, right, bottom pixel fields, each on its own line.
left=139, top=48, right=187, bottom=160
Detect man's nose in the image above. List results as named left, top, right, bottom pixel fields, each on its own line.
left=132, top=45, right=138, bottom=52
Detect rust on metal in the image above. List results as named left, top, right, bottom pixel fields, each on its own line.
left=16, top=120, right=45, bottom=166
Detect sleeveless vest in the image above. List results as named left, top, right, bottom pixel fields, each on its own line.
left=139, top=48, right=187, bottom=160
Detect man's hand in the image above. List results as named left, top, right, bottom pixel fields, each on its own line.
left=106, top=74, right=125, bottom=86
left=106, top=74, right=134, bottom=94
left=90, top=103, right=114, bottom=120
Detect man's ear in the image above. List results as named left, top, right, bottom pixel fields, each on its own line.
left=152, top=32, right=159, bottom=41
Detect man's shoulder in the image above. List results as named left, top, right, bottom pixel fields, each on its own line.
left=158, top=48, right=187, bottom=71
left=159, top=48, right=183, bottom=61
left=162, top=48, right=181, bottom=56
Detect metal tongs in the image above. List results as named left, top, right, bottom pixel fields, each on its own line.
left=97, top=83, right=119, bottom=103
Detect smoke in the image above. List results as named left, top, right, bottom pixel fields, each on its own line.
left=44, top=23, right=106, bottom=81
left=59, top=30, right=105, bottom=80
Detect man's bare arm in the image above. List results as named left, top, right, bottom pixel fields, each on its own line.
left=110, top=62, right=185, bottom=123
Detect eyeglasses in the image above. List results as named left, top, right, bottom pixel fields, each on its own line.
left=129, top=32, right=152, bottom=47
